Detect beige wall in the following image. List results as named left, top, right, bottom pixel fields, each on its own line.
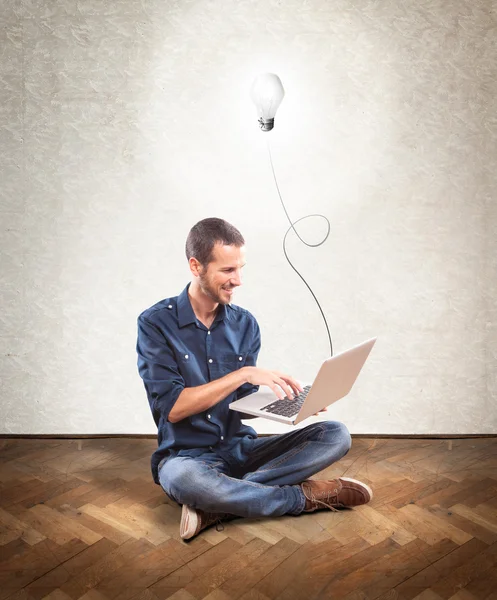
left=1, top=0, right=496, bottom=434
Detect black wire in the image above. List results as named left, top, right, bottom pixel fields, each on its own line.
left=266, top=136, right=334, bottom=357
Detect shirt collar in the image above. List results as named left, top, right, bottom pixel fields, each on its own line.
left=177, top=282, right=228, bottom=328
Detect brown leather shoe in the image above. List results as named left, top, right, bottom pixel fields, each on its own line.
left=301, top=477, right=373, bottom=512
left=180, top=504, right=233, bottom=540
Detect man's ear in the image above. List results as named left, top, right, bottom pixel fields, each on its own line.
left=189, top=257, right=202, bottom=277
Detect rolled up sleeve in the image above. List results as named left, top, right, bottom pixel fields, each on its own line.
left=137, top=315, right=185, bottom=425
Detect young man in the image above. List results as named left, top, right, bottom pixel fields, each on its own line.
left=137, top=217, right=372, bottom=540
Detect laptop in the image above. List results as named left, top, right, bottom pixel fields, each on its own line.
left=229, top=337, right=377, bottom=425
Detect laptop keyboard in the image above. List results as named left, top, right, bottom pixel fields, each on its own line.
left=261, top=385, right=312, bottom=417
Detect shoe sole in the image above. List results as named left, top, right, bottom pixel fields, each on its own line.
left=180, top=504, right=198, bottom=540
left=340, top=477, right=373, bottom=502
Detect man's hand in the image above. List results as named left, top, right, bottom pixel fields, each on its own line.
left=242, top=367, right=304, bottom=400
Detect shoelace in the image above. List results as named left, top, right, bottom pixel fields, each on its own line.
left=303, top=486, right=343, bottom=512
left=215, top=520, right=225, bottom=532
left=312, top=492, right=340, bottom=512
left=203, top=513, right=229, bottom=533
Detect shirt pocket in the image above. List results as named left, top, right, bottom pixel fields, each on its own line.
left=217, top=351, right=246, bottom=375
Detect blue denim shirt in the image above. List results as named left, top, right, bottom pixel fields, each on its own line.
left=137, top=282, right=260, bottom=483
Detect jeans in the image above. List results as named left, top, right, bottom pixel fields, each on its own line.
left=158, top=420, right=352, bottom=519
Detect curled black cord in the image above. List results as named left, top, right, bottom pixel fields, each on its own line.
left=266, top=136, right=334, bottom=357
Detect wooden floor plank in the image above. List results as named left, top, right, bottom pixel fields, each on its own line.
left=57, top=503, right=131, bottom=546
left=354, top=538, right=456, bottom=600
left=59, top=538, right=154, bottom=599
left=427, top=504, right=497, bottom=545
left=456, top=560, right=497, bottom=598
left=94, top=539, right=187, bottom=600
left=397, top=504, right=472, bottom=546
left=429, top=541, right=497, bottom=598
left=0, top=505, right=46, bottom=546
left=23, top=538, right=117, bottom=600
left=184, top=537, right=270, bottom=599
left=393, top=538, right=488, bottom=600
left=219, top=537, right=300, bottom=600
left=0, top=538, right=88, bottom=600
left=449, top=504, right=497, bottom=534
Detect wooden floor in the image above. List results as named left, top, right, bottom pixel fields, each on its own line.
left=1, top=437, right=496, bottom=600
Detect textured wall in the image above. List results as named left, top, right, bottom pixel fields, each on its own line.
left=1, top=0, right=495, bottom=434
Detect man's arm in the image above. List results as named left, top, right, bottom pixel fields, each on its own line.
left=168, top=365, right=302, bottom=423
left=137, top=315, right=186, bottom=425
left=168, top=369, right=248, bottom=423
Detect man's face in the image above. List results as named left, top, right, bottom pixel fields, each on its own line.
left=197, top=243, right=246, bottom=305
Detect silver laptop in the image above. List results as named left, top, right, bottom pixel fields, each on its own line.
left=229, top=337, right=377, bottom=425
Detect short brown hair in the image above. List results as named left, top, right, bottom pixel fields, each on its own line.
left=185, top=218, right=245, bottom=267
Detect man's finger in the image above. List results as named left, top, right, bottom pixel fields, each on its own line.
left=270, top=384, right=286, bottom=400
left=283, top=378, right=303, bottom=394
left=273, top=377, right=294, bottom=399
left=278, top=374, right=304, bottom=394
left=292, top=383, right=304, bottom=396
left=271, top=372, right=304, bottom=396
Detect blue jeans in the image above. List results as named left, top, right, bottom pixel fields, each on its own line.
left=158, top=420, right=351, bottom=518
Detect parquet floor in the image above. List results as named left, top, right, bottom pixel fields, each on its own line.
left=1, top=437, right=496, bottom=600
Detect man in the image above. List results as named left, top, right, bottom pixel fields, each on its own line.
left=137, top=217, right=372, bottom=540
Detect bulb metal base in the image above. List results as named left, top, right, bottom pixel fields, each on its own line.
left=258, top=117, right=274, bottom=132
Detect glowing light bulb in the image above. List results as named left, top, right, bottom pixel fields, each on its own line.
left=250, top=73, right=285, bottom=132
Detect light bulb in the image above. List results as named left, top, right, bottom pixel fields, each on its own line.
left=250, top=73, right=285, bottom=132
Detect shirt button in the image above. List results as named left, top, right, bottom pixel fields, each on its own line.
left=220, top=436, right=224, bottom=441
left=207, top=331, right=211, bottom=335
left=238, top=356, right=243, bottom=361
left=207, top=414, right=211, bottom=419
left=208, top=358, right=213, bottom=364
left=168, top=305, right=172, bottom=309
left=184, top=354, right=189, bottom=359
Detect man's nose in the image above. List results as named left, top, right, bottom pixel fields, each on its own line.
left=231, top=271, right=242, bottom=286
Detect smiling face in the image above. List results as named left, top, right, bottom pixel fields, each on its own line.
left=194, top=242, right=246, bottom=305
